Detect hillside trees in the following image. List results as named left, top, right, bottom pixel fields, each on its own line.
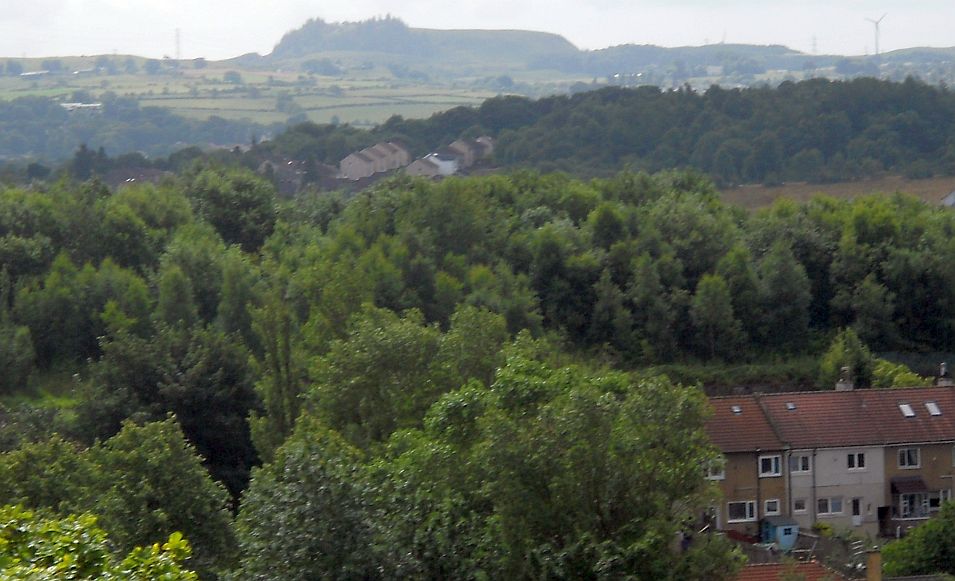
left=269, top=77, right=955, bottom=185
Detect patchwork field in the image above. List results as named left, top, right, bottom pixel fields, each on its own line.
left=0, top=59, right=499, bottom=127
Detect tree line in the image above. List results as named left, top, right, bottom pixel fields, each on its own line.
left=258, top=77, right=955, bottom=186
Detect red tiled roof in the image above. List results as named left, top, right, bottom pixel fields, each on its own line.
left=858, top=387, right=955, bottom=444
left=737, top=561, right=847, bottom=581
left=708, top=387, right=955, bottom=453
left=759, top=391, right=880, bottom=449
left=706, top=395, right=784, bottom=453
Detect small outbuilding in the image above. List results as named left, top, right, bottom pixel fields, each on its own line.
left=760, top=516, right=798, bottom=552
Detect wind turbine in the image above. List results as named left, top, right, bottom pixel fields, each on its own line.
left=866, top=13, right=887, bottom=56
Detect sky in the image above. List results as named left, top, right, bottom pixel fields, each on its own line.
left=2, top=0, right=953, bottom=60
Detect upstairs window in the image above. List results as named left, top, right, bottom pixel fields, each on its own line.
left=759, top=454, right=782, bottom=477
left=899, top=447, right=921, bottom=469
left=848, top=452, right=866, bottom=470
left=789, top=454, right=811, bottom=473
left=705, top=459, right=725, bottom=481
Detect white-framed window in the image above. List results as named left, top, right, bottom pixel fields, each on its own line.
left=818, top=497, right=843, bottom=516
left=899, top=493, right=929, bottom=519
left=705, top=458, right=725, bottom=480
left=789, top=453, right=811, bottom=473
left=764, top=499, right=781, bottom=516
left=929, top=489, right=952, bottom=512
left=759, top=454, right=782, bottom=477
left=899, top=447, right=921, bottom=469
left=847, top=452, right=866, bottom=470
left=793, top=498, right=807, bottom=513
left=727, top=500, right=757, bottom=522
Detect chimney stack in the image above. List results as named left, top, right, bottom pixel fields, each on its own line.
left=937, top=362, right=954, bottom=387
left=836, top=366, right=855, bottom=391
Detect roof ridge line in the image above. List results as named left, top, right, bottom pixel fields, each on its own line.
left=754, top=393, right=788, bottom=448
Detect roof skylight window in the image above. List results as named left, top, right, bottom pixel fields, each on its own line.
left=926, top=402, right=942, bottom=416
left=899, top=403, right=916, bottom=418
left=731, top=405, right=742, bottom=415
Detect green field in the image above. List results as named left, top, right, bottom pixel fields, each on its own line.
left=0, top=57, right=509, bottom=127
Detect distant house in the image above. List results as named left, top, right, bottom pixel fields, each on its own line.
left=102, top=168, right=171, bottom=190
left=339, top=141, right=411, bottom=180
left=475, top=136, right=494, bottom=157
left=447, top=139, right=479, bottom=168
left=942, top=190, right=955, bottom=207
left=446, top=137, right=495, bottom=170
left=340, top=151, right=376, bottom=180
left=367, top=142, right=410, bottom=172
left=257, top=158, right=339, bottom=196
left=406, top=157, right=441, bottom=178
left=423, top=153, right=458, bottom=176
left=60, top=102, right=102, bottom=112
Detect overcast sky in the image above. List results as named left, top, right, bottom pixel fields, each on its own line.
left=2, top=1, right=953, bottom=60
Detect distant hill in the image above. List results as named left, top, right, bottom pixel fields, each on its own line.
left=271, top=16, right=577, bottom=64
left=269, top=17, right=817, bottom=75
left=267, top=16, right=955, bottom=83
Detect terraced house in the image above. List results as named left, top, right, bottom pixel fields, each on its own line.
left=707, top=383, right=955, bottom=538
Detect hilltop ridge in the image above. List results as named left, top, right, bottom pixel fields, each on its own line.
left=263, top=16, right=955, bottom=81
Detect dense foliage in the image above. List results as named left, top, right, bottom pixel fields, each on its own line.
left=237, top=351, right=744, bottom=579
left=0, top=419, right=235, bottom=578
left=2, top=165, right=954, bottom=577
left=4, top=168, right=955, bottom=383
left=0, top=506, right=198, bottom=580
